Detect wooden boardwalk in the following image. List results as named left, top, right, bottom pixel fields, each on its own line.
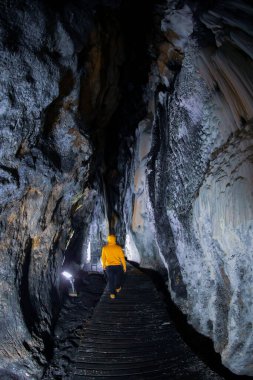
left=72, top=265, right=223, bottom=380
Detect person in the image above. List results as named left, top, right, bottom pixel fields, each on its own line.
left=101, top=235, right=126, bottom=299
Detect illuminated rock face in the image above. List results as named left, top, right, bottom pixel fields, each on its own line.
left=123, top=0, right=253, bottom=375
left=0, top=0, right=253, bottom=377
left=0, top=1, right=119, bottom=377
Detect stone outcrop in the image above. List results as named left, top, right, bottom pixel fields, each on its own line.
left=0, top=1, right=121, bottom=377
left=123, top=0, right=253, bottom=375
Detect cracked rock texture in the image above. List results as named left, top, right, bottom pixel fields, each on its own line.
left=123, top=0, right=253, bottom=376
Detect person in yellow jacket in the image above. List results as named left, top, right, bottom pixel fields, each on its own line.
left=101, top=235, right=126, bottom=299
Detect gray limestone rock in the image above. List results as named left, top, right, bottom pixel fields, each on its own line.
left=1, top=0, right=253, bottom=378
left=122, top=0, right=253, bottom=375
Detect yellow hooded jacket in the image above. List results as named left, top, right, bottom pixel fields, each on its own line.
left=101, top=235, right=126, bottom=272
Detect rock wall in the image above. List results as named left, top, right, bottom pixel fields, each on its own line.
left=1, top=0, right=253, bottom=377
left=123, top=0, right=253, bottom=375
left=0, top=1, right=122, bottom=377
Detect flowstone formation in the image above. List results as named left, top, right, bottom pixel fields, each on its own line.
left=123, top=0, right=253, bottom=375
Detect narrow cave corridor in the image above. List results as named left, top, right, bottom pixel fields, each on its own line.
left=0, top=0, right=253, bottom=379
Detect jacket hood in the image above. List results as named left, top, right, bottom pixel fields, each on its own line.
left=107, top=235, right=116, bottom=244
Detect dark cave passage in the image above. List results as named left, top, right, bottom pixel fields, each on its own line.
left=0, top=0, right=253, bottom=379
left=60, top=0, right=160, bottom=279
left=88, top=0, right=159, bottom=236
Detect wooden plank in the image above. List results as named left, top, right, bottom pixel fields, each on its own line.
left=70, top=265, right=222, bottom=380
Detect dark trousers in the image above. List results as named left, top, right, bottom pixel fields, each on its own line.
left=106, top=265, right=123, bottom=294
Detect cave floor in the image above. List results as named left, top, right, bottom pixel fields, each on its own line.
left=68, top=265, right=223, bottom=380
left=43, top=273, right=106, bottom=379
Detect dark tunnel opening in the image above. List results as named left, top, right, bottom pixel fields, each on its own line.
left=87, top=0, right=161, bottom=237
left=46, top=0, right=160, bottom=358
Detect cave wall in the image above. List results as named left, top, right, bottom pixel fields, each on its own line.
left=123, top=0, right=253, bottom=375
left=1, top=0, right=253, bottom=377
left=0, top=0, right=122, bottom=377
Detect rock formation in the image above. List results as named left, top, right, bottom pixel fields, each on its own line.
left=0, top=1, right=115, bottom=377
left=123, top=0, right=253, bottom=376
left=0, top=0, right=253, bottom=378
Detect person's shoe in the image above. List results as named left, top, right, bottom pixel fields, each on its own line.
left=110, top=294, right=115, bottom=299
left=116, top=287, right=121, bottom=293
